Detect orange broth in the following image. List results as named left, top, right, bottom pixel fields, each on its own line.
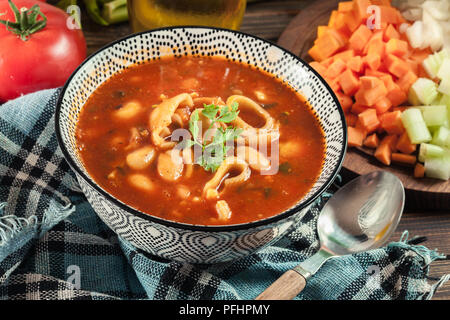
left=76, top=56, right=325, bottom=225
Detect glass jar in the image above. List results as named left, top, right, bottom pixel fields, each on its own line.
left=127, top=0, right=247, bottom=33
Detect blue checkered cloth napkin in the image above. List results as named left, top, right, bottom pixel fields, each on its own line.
left=0, top=88, right=449, bottom=300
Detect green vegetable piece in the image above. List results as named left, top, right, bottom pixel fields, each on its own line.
left=431, top=126, right=450, bottom=148
left=279, top=162, right=292, bottom=174
left=421, top=105, right=448, bottom=127
left=410, top=78, right=439, bottom=106
left=184, top=102, right=242, bottom=172
left=418, top=143, right=446, bottom=162
left=102, top=0, right=128, bottom=24
left=401, top=108, right=432, bottom=144
left=83, top=0, right=109, bottom=26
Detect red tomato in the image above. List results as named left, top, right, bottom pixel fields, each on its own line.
left=0, top=0, right=86, bottom=102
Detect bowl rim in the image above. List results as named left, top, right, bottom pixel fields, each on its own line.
left=55, top=25, right=347, bottom=233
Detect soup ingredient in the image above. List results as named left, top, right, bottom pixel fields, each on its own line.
left=82, top=0, right=128, bottom=26
left=393, top=0, right=450, bottom=52
left=186, top=102, right=243, bottom=172
left=0, top=0, right=86, bottom=103
left=125, top=145, right=155, bottom=170
left=395, top=48, right=450, bottom=180
left=307, top=0, right=447, bottom=179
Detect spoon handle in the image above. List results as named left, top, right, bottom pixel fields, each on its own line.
left=255, top=270, right=306, bottom=300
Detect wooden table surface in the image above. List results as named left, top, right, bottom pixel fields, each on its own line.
left=79, top=0, right=450, bottom=299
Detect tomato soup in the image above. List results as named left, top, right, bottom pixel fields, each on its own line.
left=76, top=56, right=325, bottom=225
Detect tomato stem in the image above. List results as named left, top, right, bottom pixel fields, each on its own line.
left=0, top=0, right=47, bottom=41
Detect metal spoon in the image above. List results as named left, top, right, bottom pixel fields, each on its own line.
left=256, top=171, right=405, bottom=300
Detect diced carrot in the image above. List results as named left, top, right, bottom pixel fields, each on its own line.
left=372, top=0, right=392, bottom=6
left=334, top=12, right=352, bottom=36
left=393, top=106, right=409, bottom=113
left=351, top=102, right=368, bottom=115
left=327, top=77, right=341, bottom=93
left=383, top=24, right=400, bottom=41
left=396, top=132, right=416, bottom=154
left=383, top=134, right=398, bottom=151
left=344, top=11, right=360, bottom=33
left=364, top=133, right=380, bottom=148
left=410, top=48, right=432, bottom=63
left=333, top=49, right=355, bottom=63
left=406, top=59, right=419, bottom=76
left=379, top=6, right=402, bottom=25
left=321, top=57, right=334, bottom=68
left=310, top=31, right=346, bottom=61
left=355, top=80, right=388, bottom=106
left=385, top=54, right=410, bottom=78
left=360, top=76, right=383, bottom=89
left=317, top=26, right=329, bottom=38
left=364, top=53, right=382, bottom=71
left=328, top=10, right=339, bottom=28
left=374, top=142, right=392, bottom=165
left=396, top=71, right=418, bottom=92
left=326, top=29, right=348, bottom=47
left=348, top=126, right=365, bottom=147
left=365, top=33, right=385, bottom=57
left=349, top=25, right=372, bottom=52
left=387, top=83, right=407, bottom=106
left=379, top=110, right=404, bottom=135
left=347, top=56, right=363, bottom=73
left=358, top=108, right=380, bottom=133
left=309, top=61, right=327, bottom=78
left=336, top=92, right=353, bottom=113
left=374, top=96, right=392, bottom=114
left=338, top=69, right=360, bottom=95
left=385, top=38, right=408, bottom=58
left=365, top=69, right=389, bottom=78
left=308, top=45, right=327, bottom=62
left=353, top=0, right=372, bottom=22
left=375, top=134, right=398, bottom=165
left=345, top=113, right=358, bottom=126
left=327, top=59, right=347, bottom=79
left=392, top=153, right=416, bottom=166
left=414, top=163, right=425, bottom=178
left=338, top=1, right=354, bottom=12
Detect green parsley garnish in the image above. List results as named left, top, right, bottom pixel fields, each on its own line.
left=183, top=102, right=243, bottom=172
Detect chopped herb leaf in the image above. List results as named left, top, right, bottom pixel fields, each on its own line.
left=181, top=102, right=242, bottom=172
left=279, top=162, right=292, bottom=174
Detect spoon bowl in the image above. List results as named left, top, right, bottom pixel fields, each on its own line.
left=318, top=171, right=404, bottom=256
left=256, top=171, right=405, bottom=300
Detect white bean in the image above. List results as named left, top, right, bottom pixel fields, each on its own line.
left=127, top=174, right=155, bottom=192
left=126, top=146, right=155, bottom=170
left=157, top=150, right=184, bottom=182
left=114, top=101, right=142, bottom=120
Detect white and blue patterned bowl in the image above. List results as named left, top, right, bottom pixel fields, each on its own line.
left=55, top=27, right=347, bottom=264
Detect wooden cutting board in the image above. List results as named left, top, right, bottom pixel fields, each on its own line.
left=277, top=0, right=449, bottom=210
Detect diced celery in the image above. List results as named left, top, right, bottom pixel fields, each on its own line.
left=438, top=78, right=450, bottom=95
left=410, top=78, right=439, bottom=105
left=401, top=108, right=432, bottom=144
left=437, top=58, right=450, bottom=80
left=431, top=126, right=450, bottom=147
left=419, top=143, right=446, bottom=162
left=439, top=94, right=450, bottom=107
left=421, top=105, right=448, bottom=127
left=408, top=87, right=421, bottom=106
left=424, top=157, right=450, bottom=180
left=423, top=49, right=450, bottom=79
